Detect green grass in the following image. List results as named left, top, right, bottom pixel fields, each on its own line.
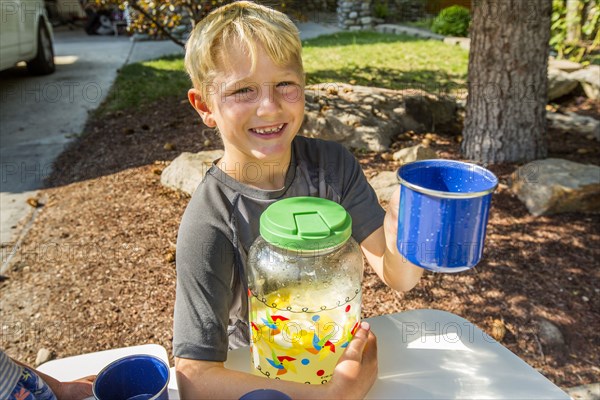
left=302, top=31, right=468, bottom=95
left=98, top=32, right=468, bottom=114
left=403, top=17, right=435, bottom=31
left=97, top=54, right=191, bottom=115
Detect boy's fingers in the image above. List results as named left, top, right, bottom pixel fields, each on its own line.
left=330, top=322, right=378, bottom=398
left=340, top=321, right=371, bottom=362
left=75, top=375, right=96, bottom=383
left=362, top=330, right=378, bottom=364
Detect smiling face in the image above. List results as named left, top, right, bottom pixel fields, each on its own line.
left=190, top=40, right=305, bottom=179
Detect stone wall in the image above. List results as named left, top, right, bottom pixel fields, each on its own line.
left=302, top=0, right=464, bottom=30
left=385, top=0, right=428, bottom=22
left=337, top=0, right=374, bottom=30
left=294, top=0, right=337, bottom=12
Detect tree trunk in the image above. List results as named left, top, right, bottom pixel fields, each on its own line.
left=462, top=0, right=551, bottom=164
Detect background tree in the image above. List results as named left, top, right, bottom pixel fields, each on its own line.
left=94, top=0, right=288, bottom=47
left=462, top=0, right=552, bottom=164
left=92, top=0, right=230, bottom=46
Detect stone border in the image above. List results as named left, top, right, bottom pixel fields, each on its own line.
left=374, top=23, right=445, bottom=40
left=374, top=23, right=470, bottom=50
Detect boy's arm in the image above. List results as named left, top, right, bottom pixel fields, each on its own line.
left=10, top=357, right=94, bottom=400
left=329, top=141, right=422, bottom=292
left=175, top=322, right=377, bottom=400
left=361, top=186, right=424, bottom=292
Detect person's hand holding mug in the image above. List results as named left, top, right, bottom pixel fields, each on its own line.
left=53, top=376, right=96, bottom=400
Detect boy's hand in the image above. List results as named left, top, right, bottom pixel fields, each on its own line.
left=55, top=376, right=95, bottom=400
left=328, top=322, right=378, bottom=399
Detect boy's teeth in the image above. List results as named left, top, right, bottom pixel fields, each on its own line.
left=253, top=124, right=284, bottom=134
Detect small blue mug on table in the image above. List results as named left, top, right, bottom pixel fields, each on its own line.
left=92, top=354, right=170, bottom=400
left=239, top=389, right=292, bottom=400
left=396, top=159, right=498, bottom=272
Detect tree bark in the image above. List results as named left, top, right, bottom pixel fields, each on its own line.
left=462, top=0, right=551, bottom=164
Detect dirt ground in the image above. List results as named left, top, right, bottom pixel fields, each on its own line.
left=1, top=93, right=598, bottom=391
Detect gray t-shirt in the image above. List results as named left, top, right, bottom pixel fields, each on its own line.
left=173, top=135, right=385, bottom=362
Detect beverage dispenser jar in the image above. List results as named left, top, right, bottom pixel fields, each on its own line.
left=247, top=197, right=364, bottom=385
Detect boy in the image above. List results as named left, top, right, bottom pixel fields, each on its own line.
left=174, top=2, right=423, bottom=398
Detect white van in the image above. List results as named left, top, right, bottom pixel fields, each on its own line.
left=0, top=0, right=55, bottom=74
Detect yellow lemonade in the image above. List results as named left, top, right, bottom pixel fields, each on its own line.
left=248, top=286, right=361, bottom=384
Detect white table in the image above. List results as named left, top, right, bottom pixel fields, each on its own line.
left=37, top=343, right=180, bottom=400
left=38, top=310, right=570, bottom=399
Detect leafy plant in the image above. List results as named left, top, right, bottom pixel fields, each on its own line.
left=431, top=5, right=471, bottom=37
left=373, top=0, right=389, bottom=19
left=550, top=0, right=600, bottom=64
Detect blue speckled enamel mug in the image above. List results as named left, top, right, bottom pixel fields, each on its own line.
left=239, top=389, right=292, bottom=400
left=92, top=355, right=169, bottom=400
left=396, top=160, right=498, bottom=272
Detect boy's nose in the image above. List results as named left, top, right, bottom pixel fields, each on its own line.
left=256, top=86, right=282, bottom=117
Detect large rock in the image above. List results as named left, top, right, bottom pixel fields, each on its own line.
left=369, top=171, right=398, bottom=202
left=566, top=383, right=600, bottom=400
left=569, top=65, right=600, bottom=100
left=443, top=37, right=470, bottom=50
left=369, top=144, right=438, bottom=201
left=404, top=95, right=458, bottom=134
left=548, top=58, right=583, bottom=73
left=301, top=83, right=459, bottom=151
left=161, top=150, right=223, bottom=195
left=548, top=68, right=579, bottom=100
left=393, top=144, right=438, bottom=163
left=547, top=111, right=600, bottom=141
left=510, top=158, right=600, bottom=216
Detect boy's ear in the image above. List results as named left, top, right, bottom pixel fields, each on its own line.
left=188, top=88, right=216, bottom=128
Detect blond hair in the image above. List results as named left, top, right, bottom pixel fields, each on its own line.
left=185, top=1, right=304, bottom=100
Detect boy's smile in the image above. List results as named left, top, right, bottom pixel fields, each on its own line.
left=250, top=123, right=285, bottom=136
left=189, top=40, right=305, bottom=188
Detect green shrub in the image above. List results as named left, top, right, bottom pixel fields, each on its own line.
left=373, top=0, right=389, bottom=19
left=431, top=5, right=471, bottom=37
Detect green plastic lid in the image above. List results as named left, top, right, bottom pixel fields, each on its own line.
left=260, top=197, right=352, bottom=251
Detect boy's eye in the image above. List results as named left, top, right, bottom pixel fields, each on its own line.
left=277, top=81, right=303, bottom=101
left=233, top=87, right=254, bottom=95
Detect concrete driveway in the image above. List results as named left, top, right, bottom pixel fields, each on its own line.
left=0, top=27, right=183, bottom=266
